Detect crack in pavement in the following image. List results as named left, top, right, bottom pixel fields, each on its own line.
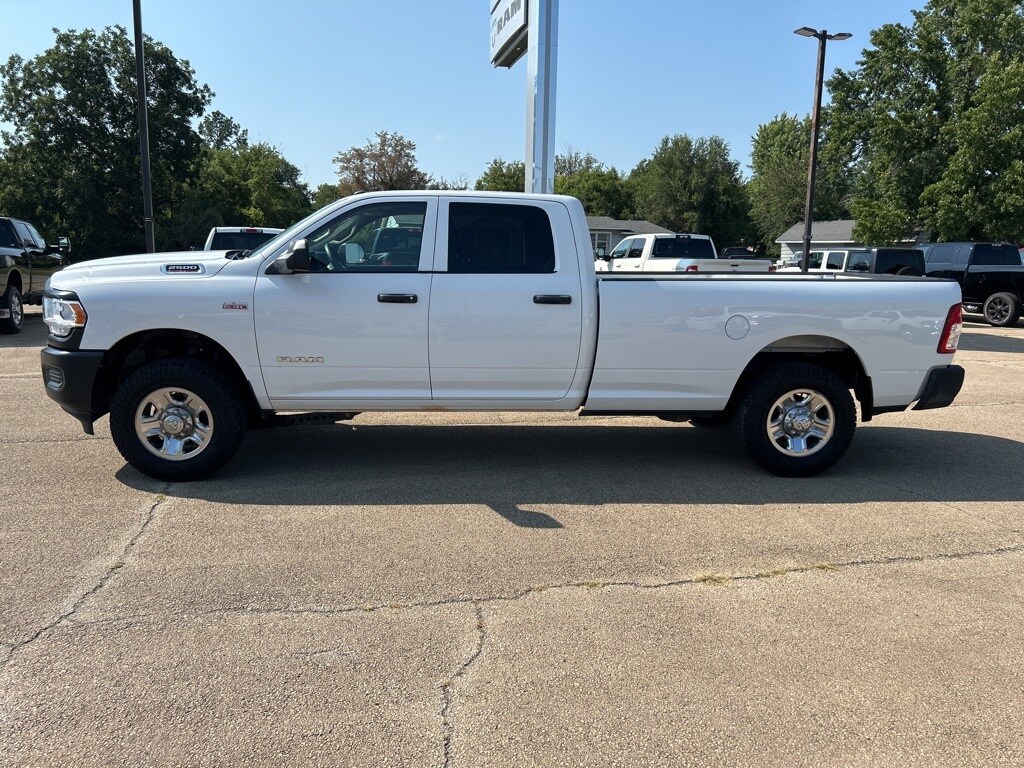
left=0, top=486, right=170, bottom=673
left=2, top=436, right=111, bottom=445
left=66, top=540, right=1024, bottom=630
left=439, top=603, right=485, bottom=768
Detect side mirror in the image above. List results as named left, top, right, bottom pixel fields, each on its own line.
left=343, top=243, right=364, bottom=265
left=57, top=237, right=71, bottom=254
left=272, top=239, right=311, bottom=274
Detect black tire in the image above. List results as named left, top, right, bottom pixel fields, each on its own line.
left=688, top=413, right=731, bottom=428
left=0, top=284, right=24, bottom=334
left=110, top=358, right=247, bottom=481
left=895, top=266, right=922, bottom=276
left=735, top=362, right=856, bottom=477
left=982, top=292, right=1020, bottom=327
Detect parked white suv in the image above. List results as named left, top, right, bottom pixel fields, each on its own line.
left=202, top=226, right=283, bottom=252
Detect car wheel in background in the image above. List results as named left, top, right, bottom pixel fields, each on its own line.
left=982, top=292, right=1020, bottom=327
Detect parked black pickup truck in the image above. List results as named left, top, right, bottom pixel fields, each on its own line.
left=921, top=242, right=1024, bottom=327
left=1, top=217, right=70, bottom=334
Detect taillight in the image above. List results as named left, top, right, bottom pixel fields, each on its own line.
left=685, top=264, right=698, bottom=273
left=938, top=303, right=962, bottom=353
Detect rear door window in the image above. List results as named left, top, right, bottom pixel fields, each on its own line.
left=210, top=231, right=279, bottom=250
left=925, top=244, right=957, bottom=267
left=825, top=251, right=846, bottom=269
left=0, top=220, right=19, bottom=248
left=650, top=237, right=715, bottom=259
left=447, top=202, right=555, bottom=273
left=845, top=251, right=872, bottom=272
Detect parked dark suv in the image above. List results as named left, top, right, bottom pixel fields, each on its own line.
left=1, top=217, right=70, bottom=334
left=920, top=242, right=1023, bottom=327
left=844, top=247, right=926, bottom=276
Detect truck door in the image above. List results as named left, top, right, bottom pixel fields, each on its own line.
left=11, top=221, right=38, bottom=291
left=428, top=198, right=584, bottom=401
left=254, top=197, right=436, bottom=405
left=607, top=237, right=630, bottom=271
left=24, top=223, right=64, bottom=293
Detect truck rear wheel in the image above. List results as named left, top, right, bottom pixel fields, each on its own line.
left=110, top=358, right=246, bottom=481
left=982, top=292, right=1020, bottom=327
left=0, top=284, right=24, bottom=334
left=735, top=362, right=855, bottom=477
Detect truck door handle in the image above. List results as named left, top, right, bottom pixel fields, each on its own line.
left=377, top=293, right=418, bottom=304
left=533, top=294, right=572, bottom=305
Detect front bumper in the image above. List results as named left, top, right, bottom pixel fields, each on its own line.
left=40, top=346, right=105, bottom=434
left=912, top=364, right=965, bottom=411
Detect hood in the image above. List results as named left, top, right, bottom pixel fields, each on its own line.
left=52, top=250, right=235, bottom=287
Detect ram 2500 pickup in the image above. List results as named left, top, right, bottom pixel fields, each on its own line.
left=39, top=192, right=965, bottom=481
left=921, top=242, right=1024, bottom=327
left=1, top=216, right=70, bottom=334
left=596, top=233, right=771, bottom=273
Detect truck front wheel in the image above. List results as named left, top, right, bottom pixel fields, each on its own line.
left=110, top=358, right=247, bottom=481
left=735, top=363, right=855, bottom=477
left=982, top=292, right=1020, bottom=327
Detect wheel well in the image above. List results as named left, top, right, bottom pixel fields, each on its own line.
left=6, top=269, right=22, bottom=294
left=725, top=336, right=873, bottom=421
left=982, top=285, right=1022, bottom=302
left=94, top=330, right=261, bottom=422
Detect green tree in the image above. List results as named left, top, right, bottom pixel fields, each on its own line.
left=555, top=146, right=603, bottom=177
left=827, top=0, right=1024, bottom=243
left=312, top=182, right=343, bottom=210
left=198, top=110, right=248, bottom=150
left=333, top=131, right=430, bottom=194
left=747, top=113, right=850, bottom=256
left=554, top=167, right=631, bottom=218
left=164, top=142, right=311, bottom=249
left=0, top=26, right=211, bottom=258
left=629, top=134, right=753, bottom=247
left=474, top=158, right=525, bottom=191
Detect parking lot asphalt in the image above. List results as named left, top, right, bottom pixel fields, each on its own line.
left=2, top=307, right=1023, bottom=767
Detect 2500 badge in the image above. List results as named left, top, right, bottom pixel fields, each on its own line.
left=276, top=356, right=324, bottom=364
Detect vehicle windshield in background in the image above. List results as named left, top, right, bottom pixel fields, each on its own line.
left=650, top=237, right=716, bottom=259
left=210, top=231, right=279, bottom=250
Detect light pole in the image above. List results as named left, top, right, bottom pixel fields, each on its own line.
left=133, top=0, right=155, bottom=253
left=794, top=27, right=850, bottom=273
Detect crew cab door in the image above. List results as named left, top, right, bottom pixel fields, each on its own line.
left=428, top=197, right=583, bottom=401
left=23, top=222, right=64, bottom=293
left=254, top=197, right=436, bottom=405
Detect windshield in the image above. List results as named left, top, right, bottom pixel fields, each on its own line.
left=650, top=237, right=716, bottom=259
left=245, top=198, right=357, bottom=261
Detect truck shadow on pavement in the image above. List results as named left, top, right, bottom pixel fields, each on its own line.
left=117, top=422, right=1024, bottom=528
left=958, top=329, right=1024, bottom=353
left=0, top=313, right=48, bottom=349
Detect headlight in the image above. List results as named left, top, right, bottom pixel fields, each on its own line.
left=43, top=296, right=87, bottom=337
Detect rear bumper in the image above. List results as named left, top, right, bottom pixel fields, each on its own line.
left=912, top=365, right=965, bottom=411
left=40, top=346, right=105, bottom=433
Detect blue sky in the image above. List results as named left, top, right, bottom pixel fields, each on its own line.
left=1, top=0, right=922, bottom=188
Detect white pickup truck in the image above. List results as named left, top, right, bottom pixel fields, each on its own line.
left=40, top=192, right=965, bottom=481
left=595, top=233, right=771, bottom=273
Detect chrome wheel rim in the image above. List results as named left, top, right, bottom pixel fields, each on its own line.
left=986, top=297, right=1009, bottom=323
left=766, top=388, right=835, bottom=457
left=11, top=292, right=22, bottom=326
left=134, top=387, right=213, bottom=461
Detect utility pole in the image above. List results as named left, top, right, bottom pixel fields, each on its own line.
left=794, top=27, right=850, bottom=272
left=133, top=0, right=156, bottom=253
